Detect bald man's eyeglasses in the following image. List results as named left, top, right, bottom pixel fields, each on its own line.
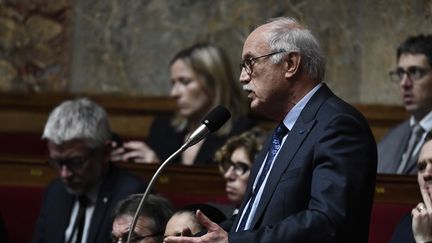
left=240, top=51, right=286, bottom=75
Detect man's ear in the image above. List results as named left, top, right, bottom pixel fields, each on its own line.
left=284, top=52, right=301, bottom=79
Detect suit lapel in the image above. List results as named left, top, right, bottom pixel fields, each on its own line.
left=232, top=136, right=272, bottom=229
left=247, top=84, right=332, bottom=229
left=86, top=167, right=116, bottom=243
left=391, top=122, right=411, bottom=172
left=250, top=118, right=316, bottom=228
left=53, top=190, right=74, bottom=242
left=405, top=151, right=420, bottom=174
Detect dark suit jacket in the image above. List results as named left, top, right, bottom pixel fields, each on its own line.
left=390, top=212, right=415, bottom=243
left=223, top=84, right=377, bottom=243
left=378, top=120, right=419, bottom=174
left=31, top=165, right=147, bottom=243
left=147, top=115, right=256, bottom=165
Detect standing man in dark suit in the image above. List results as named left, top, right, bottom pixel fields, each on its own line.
left=164, top=17, right=377, bottom=243
left=31, top=98, right=147, bottom=243
left=378, top=34, right=432, bottom=175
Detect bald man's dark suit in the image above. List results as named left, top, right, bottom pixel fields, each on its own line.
left=223, top=84, right=377, bottom=243
left=31, top=165, right=147, bottom=243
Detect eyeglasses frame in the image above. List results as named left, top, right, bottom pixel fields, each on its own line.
left=48, top=148, right=98, bottom=171
left=111, top=231, right=162, bottom=243
left=240, top=50, right=286, bottom=75
left=389, top=66, right=432, bottom=83
left=219, top=160, right=251, bottom=177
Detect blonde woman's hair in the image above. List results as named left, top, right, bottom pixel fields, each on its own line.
left=170, top=43, right=248, bottom=135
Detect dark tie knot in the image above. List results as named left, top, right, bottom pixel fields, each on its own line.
left=78, top=195, right=88, bottom=207
left=275, top=123, right=289, bottom=141
left=412, top=124, right=424, bottom=136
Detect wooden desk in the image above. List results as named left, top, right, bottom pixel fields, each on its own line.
left=0, top=155, right=421, bottom=203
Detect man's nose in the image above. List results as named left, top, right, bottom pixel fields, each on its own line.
left=399, top=73, right=413, bottom=88
left=59, top=165, right=72, bottom=178
left=425, top=163, right=432, bottom=175
left=239, top=68, right=251, bottom=84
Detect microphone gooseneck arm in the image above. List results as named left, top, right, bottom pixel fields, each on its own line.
left=126, top=105, right=231, bottom=243
left=126, top=142, right=189, bottom=243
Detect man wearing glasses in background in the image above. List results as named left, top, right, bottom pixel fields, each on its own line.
left=111, top=194, right=173, bottom=243
left=31, top=98, right=147, bottom=243
left=378, top=34, right=432, bottom=175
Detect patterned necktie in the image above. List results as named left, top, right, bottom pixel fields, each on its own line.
left=397, top=124, right=424, bottom=174
left=237, top=122, right=289, bottom=230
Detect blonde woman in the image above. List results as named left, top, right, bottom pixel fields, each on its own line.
left=113, top=43, right=255, bottom=165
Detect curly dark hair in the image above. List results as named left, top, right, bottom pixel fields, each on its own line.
left=214, top=127, right=266, bottom=172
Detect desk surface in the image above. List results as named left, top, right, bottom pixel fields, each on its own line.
left=0, top=155, right=421, bottom=204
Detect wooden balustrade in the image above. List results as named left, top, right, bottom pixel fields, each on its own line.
left=0, top=154, right=421, bottom=203
left=0, top=93, right=408, bottom=141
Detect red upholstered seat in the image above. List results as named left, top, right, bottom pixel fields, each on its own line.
left=0, top=185, right=44, bottom=243
left=368, top=202, right=415, bottom=243
left=0, top=133, right=47, bottom=156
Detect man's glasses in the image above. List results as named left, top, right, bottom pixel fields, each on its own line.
left=111, top=232, right=161, bottom=243
left=389, top=66, right=432, bottom=83
left=48, top=149, right=96, bottom=171
left=240, top=51, right=286, bottom=75
left=219, top=160, right=251, bottom=176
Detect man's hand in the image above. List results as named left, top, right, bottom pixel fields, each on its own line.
left=111, top=141, right=160, bottom=163
left=164, top=210, right=229, bottom=243
left=412, top=188, right=432, bottom=243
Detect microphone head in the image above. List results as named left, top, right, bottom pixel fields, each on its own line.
left=201, top=105, right=231, bottom=132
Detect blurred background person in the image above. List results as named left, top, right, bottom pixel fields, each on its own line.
left=112, top=43, right=255, bottom=165
left=214, top=128, right=265, bottom=215
left=391, top=138, right=432, bottom=243
left=111, top=193, right=173, bottom=243
left=378, top=34, right=432, bottom=175
left=164, top=204, right=226, bottom=238
left=31, top=98, right=147, bottom=243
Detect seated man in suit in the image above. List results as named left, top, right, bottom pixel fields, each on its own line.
left=111, top=194, right=173, bottom=243
left=378, top=34, right=432, bottom=174
left=164, top=16, right=377, bottom=243
left=31, top=98, right=148, bottom=243
left=391, top=138, right=432, bottom=243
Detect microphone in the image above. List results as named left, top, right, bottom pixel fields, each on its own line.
left=126, top=105, right=231, bottom=243
left=184, top=105, right=231, bottom=148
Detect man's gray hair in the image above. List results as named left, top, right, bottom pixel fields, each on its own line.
left=42, top=98, right=111, bottom=147
left=266, top=17, right=326, bottom=82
